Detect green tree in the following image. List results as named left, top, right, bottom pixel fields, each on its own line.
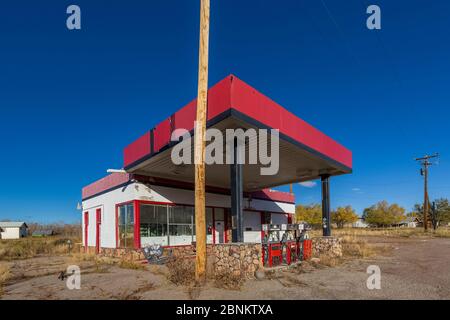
left=431, top=198, right=450, bottom=229
left=363, top=201, right=406, bottom=227
left=408, top=198, right=450, bottom=229
left=331, top=206, right=358, bottom=228
left=295, top=204, right=322, bottom=227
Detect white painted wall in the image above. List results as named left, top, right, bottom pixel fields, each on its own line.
left=82, top=183, right=135, bottom=248
left=82, top=181, right=293, bottom=248
left=135, top=184, right=295, bottom=214
left=243, top=211, right=262, bottom=243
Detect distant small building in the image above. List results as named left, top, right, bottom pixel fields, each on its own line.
left=32, top=230, right=56, bottom=237
left=0, top=222, right=28, bottom=239
left=352, top=218, right=369, bottom=228
left=398, top=217, right=417, bottom=228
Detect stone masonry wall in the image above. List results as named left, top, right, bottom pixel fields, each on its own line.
left=213, top=243, right=262, bottom=279
left=83, top=244, right=214, bottom=261
left=83, top=247, right=146, bottom=261
left=83, top=243, right=262, bottom=279
left=312, top=237, right=342, bottom=258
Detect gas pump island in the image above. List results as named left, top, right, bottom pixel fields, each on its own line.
left=261, top=223, right=312, bottom=268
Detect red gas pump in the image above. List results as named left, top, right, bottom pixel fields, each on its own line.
left=262, top=223, right=310, bottom=267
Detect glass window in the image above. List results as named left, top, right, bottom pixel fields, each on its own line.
left=170, top=206, right=193, bottom=224
left=140, top=204, right=168, bottom=237
left=167, top=205, right=194, bottom=246
left=206, top=207, right=213, bottom=234
left=118, top=203, right=134, bottom=248
left=138, top=203, right=226, bottom=246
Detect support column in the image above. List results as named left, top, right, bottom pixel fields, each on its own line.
left=231, top=138, right=244, bottom=243
left=321, top=174, right=331, bottom=236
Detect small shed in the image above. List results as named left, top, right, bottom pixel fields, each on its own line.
left=0, top=222, right=28, bottom=239
left=352, top=218, right=369, bottom=228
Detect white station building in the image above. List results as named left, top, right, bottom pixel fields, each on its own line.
left=81, top=75, right=352, bottom=252
left=82, top=173, right=294, bottom=251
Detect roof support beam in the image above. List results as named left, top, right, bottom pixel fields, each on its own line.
left=321, top=174, right=331, bottom=236
left=231, top=138, right=244, bottom=243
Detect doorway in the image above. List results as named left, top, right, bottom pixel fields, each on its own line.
left=84, top=212, right=89, bottom=252
left=95, top=208, right=101, bottom=254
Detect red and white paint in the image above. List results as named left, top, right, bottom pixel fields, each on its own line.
left=82, top=174, right=294, bottom=249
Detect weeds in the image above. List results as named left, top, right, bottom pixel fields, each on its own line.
left=214, top=270, right=245, bottom=290
left=0, top=263, right=12, bottom=296
left=166, top=257, right=195, bottom=286
left=166, top=256, right=246, bottom=294
left=314, top=227, right=450, bottom=239
left=0, top=237, right=80, bottom=261
left=118, top=260, right=146, bottom=270
left=340, top=235, right=377, bottom=258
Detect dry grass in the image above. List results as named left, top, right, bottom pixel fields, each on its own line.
left=214, top=270, right=245, bottom=290
left=340, top=235, right=378, bottom=258
left=166, top=256, right=246, bottom=294
left=165, top=257, right=201, bottom=299
left=27, top=222, right=81, bottom=238
left=166, top=257, right=195, bottom=286
left=315, top=255, right=342, bottom=267
left=69, top=253, right=145, bottom=271
left=118, top=260, right=146, bottom=270
left=68, top=252, right=97, bottom=263
left=313, top=234, right=390, bottom=267
left=0, top=237, right=81, bottom=261
left=327, top=227, right=450, bottom=238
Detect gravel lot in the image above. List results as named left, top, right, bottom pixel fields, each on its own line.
left=1, top=236, right=449, bottom=300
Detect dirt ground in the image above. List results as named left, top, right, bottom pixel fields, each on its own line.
left=1, top=236, right=450, bottom=300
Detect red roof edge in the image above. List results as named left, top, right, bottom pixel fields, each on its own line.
left=82, top=173, right=132, bottom=200
left=250, top=189, right=295, bottom=204
left=122, top=74, right=352, bottom=171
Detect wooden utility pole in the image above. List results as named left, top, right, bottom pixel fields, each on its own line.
left=415, top=153, right=439, bottom=232
left=194, top=0, right=210, bottom=282
left=424, top=165, right=429, bottom=231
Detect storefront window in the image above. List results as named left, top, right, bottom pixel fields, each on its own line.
left=206, top=207, right=213, bottom=244
left=139, top=203, right=216, bottom=246
left=140, top=204, right=168, bottom=246
left=117, top=203, right=134, bottom=248
left=169, top=205, right=194, bottom=246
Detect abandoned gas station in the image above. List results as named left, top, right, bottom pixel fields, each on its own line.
left=81, top=75, right=352, bottom=267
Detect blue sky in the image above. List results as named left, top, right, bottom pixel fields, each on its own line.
left=0, top=0, right=449, bottom=223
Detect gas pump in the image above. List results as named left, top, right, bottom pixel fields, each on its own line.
left=262, top=223, right=310, bottom=267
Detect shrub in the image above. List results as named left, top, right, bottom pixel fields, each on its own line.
left=214, top=270, right=245, bottom=290
left=166, top=257, right=195, bottom=286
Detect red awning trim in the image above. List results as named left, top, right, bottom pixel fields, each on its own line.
left=123, top=75, right=352, bottom=171
left=82, top=173, right=132, bottom=200
left=82, top=173, right=295, bottom=204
